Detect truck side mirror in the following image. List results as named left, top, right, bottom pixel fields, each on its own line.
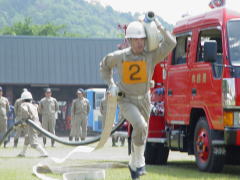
left=204, top=41, right=217, bottom=63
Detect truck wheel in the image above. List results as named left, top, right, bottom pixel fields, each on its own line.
left=145, top=142, right=169, bottom=165
left=194, top=117, right=225, bottom=172
left=225, top=146, right=240, bottom=165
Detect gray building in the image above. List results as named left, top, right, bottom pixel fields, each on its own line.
left=0, top=35, right=121, bottom=101
left=0, top=35, right=122, bottom=133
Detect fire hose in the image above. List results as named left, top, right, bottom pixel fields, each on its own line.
left=0, top=118, right=126, bottom=180
left=0, top=95, right=126, bottom=180
left=0, top=118, right=125, bottom=147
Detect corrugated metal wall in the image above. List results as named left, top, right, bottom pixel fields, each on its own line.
left=0, top=36, right=121, bottom=85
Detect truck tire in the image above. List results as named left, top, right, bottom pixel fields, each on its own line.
left=194, top=117, right=225, bottom=172
left=225, top=146, right=240, bottom=165
left=145, top=142, right=169, bottom=165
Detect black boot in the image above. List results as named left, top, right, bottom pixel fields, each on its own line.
left=51, top=139, right=55, bottom=147
left=128, top=165, right=139, bottom=180
left=43, top=137, right=46, bottom=146
left=75, top=137, right=79, bottom=142
left=14, top=139, right=18, bottom=148
left=69, top=136, right=73, bottom=141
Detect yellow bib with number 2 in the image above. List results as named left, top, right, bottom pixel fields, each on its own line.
left=122, top=61, right=147, bottom=84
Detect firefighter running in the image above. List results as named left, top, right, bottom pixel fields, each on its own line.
left=13, top=88, right=28, bottom=147
left=18, top=90, right=48, bottom=157
left=100, top=14, right=176, bottom=179
left=69, top=88, right=90, bottom=141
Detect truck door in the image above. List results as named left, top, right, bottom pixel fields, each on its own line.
left=191, top=27, right=223, bottom=129
left=166, top=32, right=192, bottom=125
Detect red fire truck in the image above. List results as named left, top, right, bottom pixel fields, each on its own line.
left=145, top=4, right=240, bottom=172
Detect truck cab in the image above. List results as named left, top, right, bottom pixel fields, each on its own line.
left=146, top=6, right=240, bottom=172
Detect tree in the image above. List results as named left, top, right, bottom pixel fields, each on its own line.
left=0, top=17, right=75, bottom=37
left=36, top=23, right=66, bottom=36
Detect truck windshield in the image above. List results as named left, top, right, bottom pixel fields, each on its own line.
left=227, top=20, right=240, bottom=66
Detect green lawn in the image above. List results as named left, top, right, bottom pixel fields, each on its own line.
left=106, top=161, right=240, bottom=180
left=0, top=157, right=240, bottom=180
left=1, top=146, right=240, bottom=180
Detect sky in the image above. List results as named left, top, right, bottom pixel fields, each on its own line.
left=91, top=0, right=211, bottom=24
left=89, top=0, right=240, bottom=25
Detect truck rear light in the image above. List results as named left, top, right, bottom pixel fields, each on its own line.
left=223, top=78, right=236, bottom=106
left=224, top=112, right=234, bottom=127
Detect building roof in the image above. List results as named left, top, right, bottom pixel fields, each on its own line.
left=0, top=36, right=122, bottom=86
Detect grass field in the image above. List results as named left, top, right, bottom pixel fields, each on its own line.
left=106, top=162, right=240, bottom=180
left=1, top=141, right=240, bottom=180
left=1, top=157, right=240, bottom=180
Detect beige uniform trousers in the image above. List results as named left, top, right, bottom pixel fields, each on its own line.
left=118, top=94, right=151, bottom=169
left=70, top=114, right=88, bottom=139
left=24, top=124, right=39, bottom=147
left=42, top=114, right=56, bottom=135
left=118, top=94, right=151, bottom=146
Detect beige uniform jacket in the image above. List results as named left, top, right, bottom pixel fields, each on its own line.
left=71, top=97, right=90, bottom=117
left=20, top=102, right=41, bottom=146
left=0, top=96, right=10, bottom=119
left=14, top=98, right=23, bottom=121
left=20, top=102, right=40, bottom=123
left=100, top=29, right=176, bottom=96
left=38, top=97, right=59, bottom=116
left=100, top=28, right=176, bottom=147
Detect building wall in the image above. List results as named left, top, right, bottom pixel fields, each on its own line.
left=0, top=36, right=122, bottom=85
left=0, top=36, right=124, bottom=134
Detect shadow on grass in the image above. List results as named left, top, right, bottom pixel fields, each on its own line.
left=146, top=161, right=240, bottom=179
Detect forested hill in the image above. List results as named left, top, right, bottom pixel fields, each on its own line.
left=0, top=0, right=173, bottom=38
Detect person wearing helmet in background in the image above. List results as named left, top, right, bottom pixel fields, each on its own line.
left=100, top=13, right=176, bottom=180
left=13, top=88, right=29, bottom=147
left=18, top=90, right=48, bottom=157
left=69, top=88, right=90, bottom=141
left=38, top=88, right=59, bottom=147
left=0, top=86, right=10, bottom=148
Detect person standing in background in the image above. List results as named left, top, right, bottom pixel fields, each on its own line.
left=0, top=86, right=10, bottom=148
left=69, top=88, right=90, bottom=141
left=38, top=88, right=59, bottom=147
left=100, top=91, right=109, bottom=130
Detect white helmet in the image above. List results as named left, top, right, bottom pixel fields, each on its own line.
left=21, top=91, right=33, bottom=100
left=125, top=21, right=146, bottom=39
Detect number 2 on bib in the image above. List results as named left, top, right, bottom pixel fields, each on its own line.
left=122, top=61, right=147, bottom=84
